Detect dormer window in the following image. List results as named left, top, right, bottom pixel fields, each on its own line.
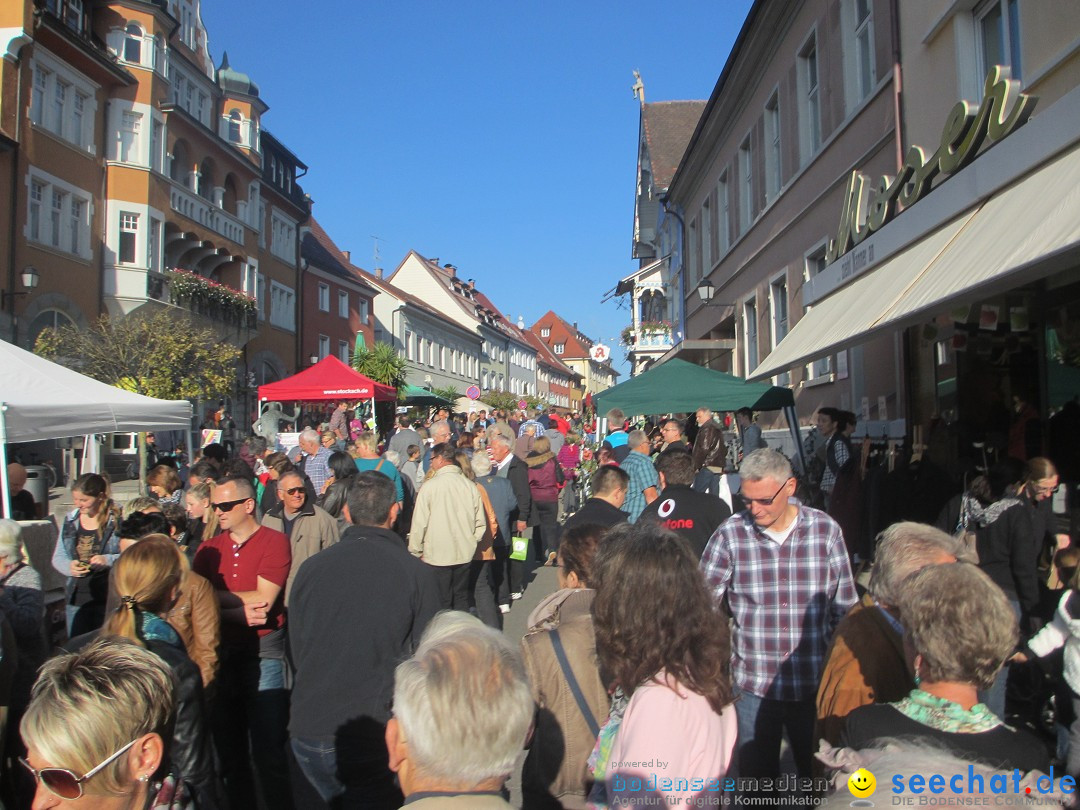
left=124, top=23, right=143, bottom=64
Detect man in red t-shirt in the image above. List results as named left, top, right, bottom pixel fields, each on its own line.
left=193, top=477, right=292, bottom=810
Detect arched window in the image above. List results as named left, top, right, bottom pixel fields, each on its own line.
left=124, top=23, right=143, bottom=64
left=170, top=140, right=190, bottom=186
left=27, top=309, right=75, bottom=349
left=227, top=110, right=242, bottom=143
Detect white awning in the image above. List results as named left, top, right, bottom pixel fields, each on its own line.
left=749, top=141, right=1080, bottom=380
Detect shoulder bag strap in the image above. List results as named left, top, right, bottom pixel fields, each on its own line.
left=550, top=628, right=600, bottom=737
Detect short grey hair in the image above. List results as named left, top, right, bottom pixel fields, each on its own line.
left=606, top=408, right=625, bottom=425
left=869, top=522, right=967, bottom=606
left=0, top=519, right=26, bottom=565
left=431, top=420, right=451, bottom=439
left=300, top=428, right=320, bottom=444
left=739, top=448, right=792, bottom=484
left=488, top=428, right=513, bottom=450
left=627, top=429, right=649, bottom=449
left=898, top=562, right=1017, bottom=691
left=392, top=611, right=533, bottom=785
left=471, top=452, right=493, bottom=477
left=383, top=450, right=401, bottom=467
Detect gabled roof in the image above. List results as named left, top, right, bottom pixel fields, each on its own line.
left=522, top=329, right=579, bottom=380
left=530, top=311, right=619, bottom=378
left=302, top=218, right=377, bottom=295
left=359, top=257, right=478, bottom=339
left=642, top=101, right=708, bottom=191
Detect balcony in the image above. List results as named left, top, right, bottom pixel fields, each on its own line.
left=621, top=322, right=675, bottom=351
left=169, top=183, right=245, bottom=246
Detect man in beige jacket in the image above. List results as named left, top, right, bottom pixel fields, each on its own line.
left=409, top=443, right=486, bottom=609
left=261, top=470, right=340, bottom=605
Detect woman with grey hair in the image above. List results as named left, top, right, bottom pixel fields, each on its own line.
left=842, top=562, right=1049, bottom=772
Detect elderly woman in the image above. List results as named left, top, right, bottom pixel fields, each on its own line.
left=590, top=522, right=736, bottom=807
left=521, top=523, right=610, bottom=810
left=842, top=562, right=1050, bottom=772
left=352, top=433, right=404, bottom=504
left=19, top=636, right=191, bottom=808
left=146, top=465, right=184, bottom=507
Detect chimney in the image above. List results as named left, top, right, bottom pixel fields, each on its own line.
left=342, top=250, right=350, bottom=261
left=376, top=268, right=383, bottom=279
left=573, top=322, right=578, bottom=330
left=467, top=278, right=475, bottom=290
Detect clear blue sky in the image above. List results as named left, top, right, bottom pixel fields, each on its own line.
left=199, top=1, right=755, bottom=376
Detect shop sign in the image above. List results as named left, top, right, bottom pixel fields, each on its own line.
left=826, top=66, right=1037, bottom=264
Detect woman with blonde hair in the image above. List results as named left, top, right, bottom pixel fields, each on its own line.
left=20, top=636, right=189, bottom=807
left=53, top=473, right=122, bottom=637
left=103, top=536, right=223, bottom=808
left=183, top=481, right=217, bottom=561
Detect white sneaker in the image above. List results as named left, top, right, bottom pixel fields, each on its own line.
left=510, top=591, right=523, bottom=600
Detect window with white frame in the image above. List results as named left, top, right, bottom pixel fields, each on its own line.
left=770, top=276, right=790, bottom=385
left=50, top=189, right=66, bottom=249
left=554, top=343, right=565, bottom=355
left=118, top=212, right=139, bottom=264
left=317, top=283, right=329, bottom=312
left=765, top=92, right=782, bottom=203
left=337, top=290, right=349, bottom=318
left=853, top=0, right=876, bottom=103
left=270, top=211, right=297, bottom=263
left=270, top=281, right=296, bottom=331
left=405, top=330, right=414, bottom=361
left=976, top=0, right=1021, bottom=82
left=150, top=119, right=163, bottom=173
left=256, top=272, right=266, bottom=321
left=118, top=111, right=141, bottom=164
left=687, top=216, right=699, bottom=286
left=452, top=349, right=459, bottom=374
left=339, top=340, right=350, bottom=364
left=744, top=297, right=759, bottom=374
left=358, top=298, right=369, bottom=323
left=804, top=246, right=832, bottom=378
left=738, top=136, right=753, bottom=235
left=227, top=110, right=242, bottom=144
left=123, top=22, right=143, bottom=64
left=540, top=327, right=550, bottom=338
left=318, top=335, right=330, bottom=360
left=718, top=173, right=730, bottom=255
left=29, top=56, right=96, bottom=151
left=701, top=197, right=712, bottom=276
left=440, top=345, right=446, bottom=370
left=148, top=216, right=161, bottom=272
left=797, top=32, right=822, bottom=165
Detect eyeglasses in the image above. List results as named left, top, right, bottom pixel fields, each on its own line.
left=211, top=497, right=251, bottom=512
left=1032, top=483, right=1060, bottom=496
left=738, top=478, right=792, bottom=507
left=21, top=738, right=138, bottom=800
left=281, top=486, right=305, bottom=496
left=660, top=426, right=680, bottom=433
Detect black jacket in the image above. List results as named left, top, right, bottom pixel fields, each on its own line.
left=500, top=454, right=533, bottom=527
left=288, top=525, right=439, bottom=747
left=563, top=498, right=628, bottom=533
left=936, top=495, right=1038, bottom=614
left=637, top=484, right=731, bottom=560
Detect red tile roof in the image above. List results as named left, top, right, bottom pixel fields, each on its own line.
left=642, top=100, right=707, bottom=191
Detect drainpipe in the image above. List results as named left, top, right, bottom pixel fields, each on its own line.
left=659, top=197, right=686, bottom=341
left=7, top=43, right=26, bottom=343
left=889, top=0, right=905, bottom=173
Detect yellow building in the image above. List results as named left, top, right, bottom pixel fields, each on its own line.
left=0, top=0, right=309, bottom=416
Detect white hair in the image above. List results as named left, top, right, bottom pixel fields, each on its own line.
left=869, top=522, right=967, bottom=606
left=300, top=428, right=320, bottom=444
left=627, top=429, right=649, bottom=449
left=471, top=452, right=493, bottom=477
left=0, top=519, right=26, bottom=565
left=739, top=448, right=792, bottom=483
left=393, top=611, right=533, bottom=785
left=383, top=450, right=401, bottom=467
left=431, top=420, right=451, bottom=440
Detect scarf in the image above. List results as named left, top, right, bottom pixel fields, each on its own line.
left=893, top=689, right=1002, bottom=734
left=959, top=493, right=1021, bottom=529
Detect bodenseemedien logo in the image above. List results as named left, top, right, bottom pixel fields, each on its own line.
left=848, top=767, right=876, bottom=806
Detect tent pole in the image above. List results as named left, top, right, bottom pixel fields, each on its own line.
left=0, top=404, right=11, bottom=519
left=785, top=405, right=807, bottom=476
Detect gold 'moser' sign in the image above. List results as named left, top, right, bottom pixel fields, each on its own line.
left=826, top=66, right=1037, bottom=263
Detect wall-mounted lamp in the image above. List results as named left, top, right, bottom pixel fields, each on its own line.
left=309, top=353, right=319, bottom=365
left=695, top=279, right=735, bottom=307
left=2, top=266, right=39, bottom=307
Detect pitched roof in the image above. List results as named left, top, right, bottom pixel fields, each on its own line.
left=301, top=218, right=377, bottom=294
left=522, top=328, right=578, bottom=379
left=353, top=256, right=474, bottom=337
left=642, top=100, right=707, bottom=191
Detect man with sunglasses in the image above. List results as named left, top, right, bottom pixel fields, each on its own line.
left=700, top=448, right=856, bottom=788
left=193, top=477, right=293, bottom=810
left=261, top=469, right=340, bottom=605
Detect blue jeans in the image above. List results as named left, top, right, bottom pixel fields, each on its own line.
left=289, top=735, right=402, bottom=809
left=733, top=690, right=816, bottom=780
left=977, top=597, right=1021, bottom=720
left=213, top=652, right=291, bottom=810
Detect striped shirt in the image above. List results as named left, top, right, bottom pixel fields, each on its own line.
left=700, top=504, right=856, bottom=701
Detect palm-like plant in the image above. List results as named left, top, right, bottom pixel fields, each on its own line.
left=431, top=385, right=461, bottom=403
left=352, top=342, right=408, bottom=394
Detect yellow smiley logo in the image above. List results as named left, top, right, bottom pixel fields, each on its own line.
left=848, top=768, right=876, bottom=798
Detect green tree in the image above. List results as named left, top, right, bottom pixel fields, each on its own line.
left=352, top=341, right=408, bottom=393
left=34, top=310, right=241, bottom=400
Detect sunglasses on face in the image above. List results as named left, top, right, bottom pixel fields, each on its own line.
left=21, top=738, right=138, bottom=800
left=738, top=478, right=792, bottom=507
left=280, top=486, right=305, bottom=496
left=211, top=497, right=252, bottom=512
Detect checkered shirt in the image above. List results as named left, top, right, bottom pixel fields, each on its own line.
left=700, top=504, right=856, bottom=701
left=304, top=445, right=333, bottom=493
left=619, top=449, right=659, bottom=522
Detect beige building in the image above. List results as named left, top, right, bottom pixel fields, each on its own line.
left=663, top=0, right=902, bottom=426
left=759, top=0, right=1080, bottom=466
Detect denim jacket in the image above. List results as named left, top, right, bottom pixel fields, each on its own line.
left=52, top=508, right=121, bottom=600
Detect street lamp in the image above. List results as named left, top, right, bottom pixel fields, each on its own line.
left=2, top=266, right=39, bottom=307
left=695, top=279, right=734, bottom=307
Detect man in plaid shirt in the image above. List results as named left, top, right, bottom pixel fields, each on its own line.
left=701, top=448, right=856, bottom=780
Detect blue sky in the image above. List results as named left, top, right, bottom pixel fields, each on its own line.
left=199, top=1, right=755, bottom=375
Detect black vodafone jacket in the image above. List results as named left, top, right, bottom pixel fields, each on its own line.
left=637, top=484, right=731, bottom=560
left=287, top=524, right=440, bottom=746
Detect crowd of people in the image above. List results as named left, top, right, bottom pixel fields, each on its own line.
left=0, top=398, right=1076, bottom=809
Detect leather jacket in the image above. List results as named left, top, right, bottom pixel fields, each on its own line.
left=692, top=419, right=728, bottom=471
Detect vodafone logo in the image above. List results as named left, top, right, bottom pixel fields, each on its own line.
left=657, top=498, right=676, bottom=518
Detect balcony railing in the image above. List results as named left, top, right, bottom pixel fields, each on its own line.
left=169, top=183, right=246, bottom=245
left=148, top=270, right=257, bottom=330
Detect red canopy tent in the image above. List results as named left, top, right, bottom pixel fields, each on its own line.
left=257, top=356, right=397, bottom=403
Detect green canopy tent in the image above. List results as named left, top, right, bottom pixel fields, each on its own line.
left=593, top=358, right=803, bottom=470
left=401, top=385, right=454, bottom=407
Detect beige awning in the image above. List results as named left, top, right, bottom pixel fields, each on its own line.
left=749, top=141, right=1080, bottom=380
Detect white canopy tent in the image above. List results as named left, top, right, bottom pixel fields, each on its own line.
left=0, top=339, right=192, bottom=517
